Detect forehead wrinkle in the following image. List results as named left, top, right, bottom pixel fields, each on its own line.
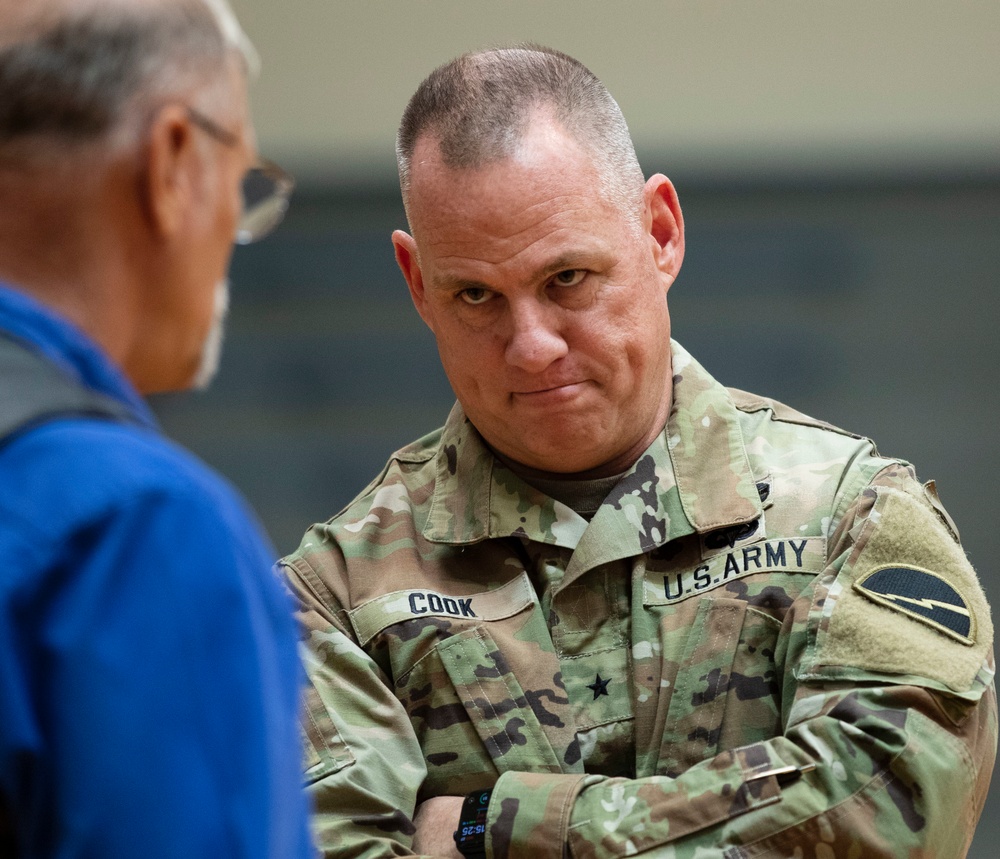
left=410, top=126, right=626, bottom=290
left=410, top=132, right=605, bottom=220
left=416, top=191, right=619, bottom=289
left=416, top=189, right=608, bottom=261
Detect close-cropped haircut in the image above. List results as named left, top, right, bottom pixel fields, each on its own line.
left=397, top=44, right=645, bottom=218
left=0, top=0, right=256, bottom=154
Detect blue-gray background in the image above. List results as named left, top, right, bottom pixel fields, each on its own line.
left=156, top=2, right=999, bottom=852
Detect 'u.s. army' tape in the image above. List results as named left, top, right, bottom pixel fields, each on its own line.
left=644, top=537, right=827, bottom=605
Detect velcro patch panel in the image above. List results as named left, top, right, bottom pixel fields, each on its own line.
left=812, top=485, right=992, bottom=695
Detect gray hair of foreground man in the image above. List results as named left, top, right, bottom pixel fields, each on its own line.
left=0, top=0, right=255, bottom=159
left=396, top=44, right=646, bottom=219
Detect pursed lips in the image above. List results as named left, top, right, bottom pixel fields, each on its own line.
left=511, top=380, right=590, bottom=401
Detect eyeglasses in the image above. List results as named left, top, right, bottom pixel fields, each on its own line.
left=187, top=106, right=295, bottom=245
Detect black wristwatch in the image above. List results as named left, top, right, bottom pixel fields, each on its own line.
left=453, top=787, right=492, bottom=858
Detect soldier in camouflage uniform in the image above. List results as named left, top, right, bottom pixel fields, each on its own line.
left=281, top=45, right=996, bottom=858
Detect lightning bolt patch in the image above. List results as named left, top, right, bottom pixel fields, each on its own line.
left=854, top=566, right=974, bottom=645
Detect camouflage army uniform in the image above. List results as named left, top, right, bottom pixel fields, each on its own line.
left=282, top=342, right=997, bottom=858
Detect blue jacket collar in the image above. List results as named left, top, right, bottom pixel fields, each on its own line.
left=0, top=281, right=157, bottom=430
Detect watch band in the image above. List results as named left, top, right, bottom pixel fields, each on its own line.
left=453, top=787, right=492, bottom=857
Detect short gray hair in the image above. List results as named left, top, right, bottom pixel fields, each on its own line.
left=397, top=44, right=645, bottom=219
left=0, top=0, right=256, bottom=154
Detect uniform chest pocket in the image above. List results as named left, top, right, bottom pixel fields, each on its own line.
left=387, top=617, right=572, bottom=794
left=655, top=597, right=783, bottom=776
left=437, top=626, right=569, bottom=773
left=352, top=575, right=575, bottom=792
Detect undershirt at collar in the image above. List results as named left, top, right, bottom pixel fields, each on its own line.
left=491, top=450, right=626, bottom=519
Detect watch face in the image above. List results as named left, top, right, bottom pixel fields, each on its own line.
left=457, top=822, right=486, bottom=840
left=454, top=789, right=491, bottom=856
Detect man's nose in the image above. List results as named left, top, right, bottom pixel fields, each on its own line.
left=503, top=301, right=568, bottom=372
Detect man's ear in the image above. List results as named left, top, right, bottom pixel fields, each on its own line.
left=392, top=229, right=433, bottom=329
left=643, top=174, right=685, bottom=292
left=142, top=104, right=200, bottom=239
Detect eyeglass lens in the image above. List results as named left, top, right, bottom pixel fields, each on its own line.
left=236, top=163, right=294, bottom=245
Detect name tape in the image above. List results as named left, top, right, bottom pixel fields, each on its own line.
left=348, top=572, right=535, bottom=645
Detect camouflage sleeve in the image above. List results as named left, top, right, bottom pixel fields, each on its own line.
left=280, top=553, right=431, bottom=859
left=485, top=468, right=998, bottom=858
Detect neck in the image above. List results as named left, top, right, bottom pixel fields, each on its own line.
left=0, top=160, right=144, bottom=371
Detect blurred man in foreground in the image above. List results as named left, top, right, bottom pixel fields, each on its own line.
left=282, top=45, right=997, bottom=858
left=0, top=1, right=310, bottom=855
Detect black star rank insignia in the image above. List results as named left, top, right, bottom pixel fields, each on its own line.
left=586, top=674, right=611, bottom=700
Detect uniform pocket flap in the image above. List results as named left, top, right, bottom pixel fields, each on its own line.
left=438, top=626, right=565, bottom=774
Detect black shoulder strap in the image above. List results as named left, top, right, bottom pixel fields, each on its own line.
left=0, top=332, right=135, bottom=444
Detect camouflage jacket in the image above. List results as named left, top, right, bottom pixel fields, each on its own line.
left=281, top=342, right=997, bottom=858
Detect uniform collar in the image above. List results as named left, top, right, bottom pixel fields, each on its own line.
left=422, top=341, right=762, bottom=555
left=666, top=342, right=762, bottom=532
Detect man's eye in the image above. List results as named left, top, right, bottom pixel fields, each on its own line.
left=552, top=269, right=586, bottom=287
left=459, top=287, right=491, bottom=305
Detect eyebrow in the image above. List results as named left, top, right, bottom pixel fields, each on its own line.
left=432, top=251, right=604, bottom=292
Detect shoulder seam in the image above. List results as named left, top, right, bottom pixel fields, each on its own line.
left=728, top=387, right=866, bottom=441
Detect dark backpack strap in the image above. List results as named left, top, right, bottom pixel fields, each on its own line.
left=0, top=332, right=134, bottom=444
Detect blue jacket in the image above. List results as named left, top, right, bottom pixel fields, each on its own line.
left=0, top=284, right=312, bottom=858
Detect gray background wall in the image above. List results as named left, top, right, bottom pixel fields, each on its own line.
left=155, top=1, right=999, bottom=853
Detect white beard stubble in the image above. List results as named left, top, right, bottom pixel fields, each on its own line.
left=191, top=280, right=230, bottom=390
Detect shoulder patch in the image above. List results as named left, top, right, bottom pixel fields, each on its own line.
left=808, top=485, right=992, bottom=695
left=854, top=566, right=974, bottom=645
